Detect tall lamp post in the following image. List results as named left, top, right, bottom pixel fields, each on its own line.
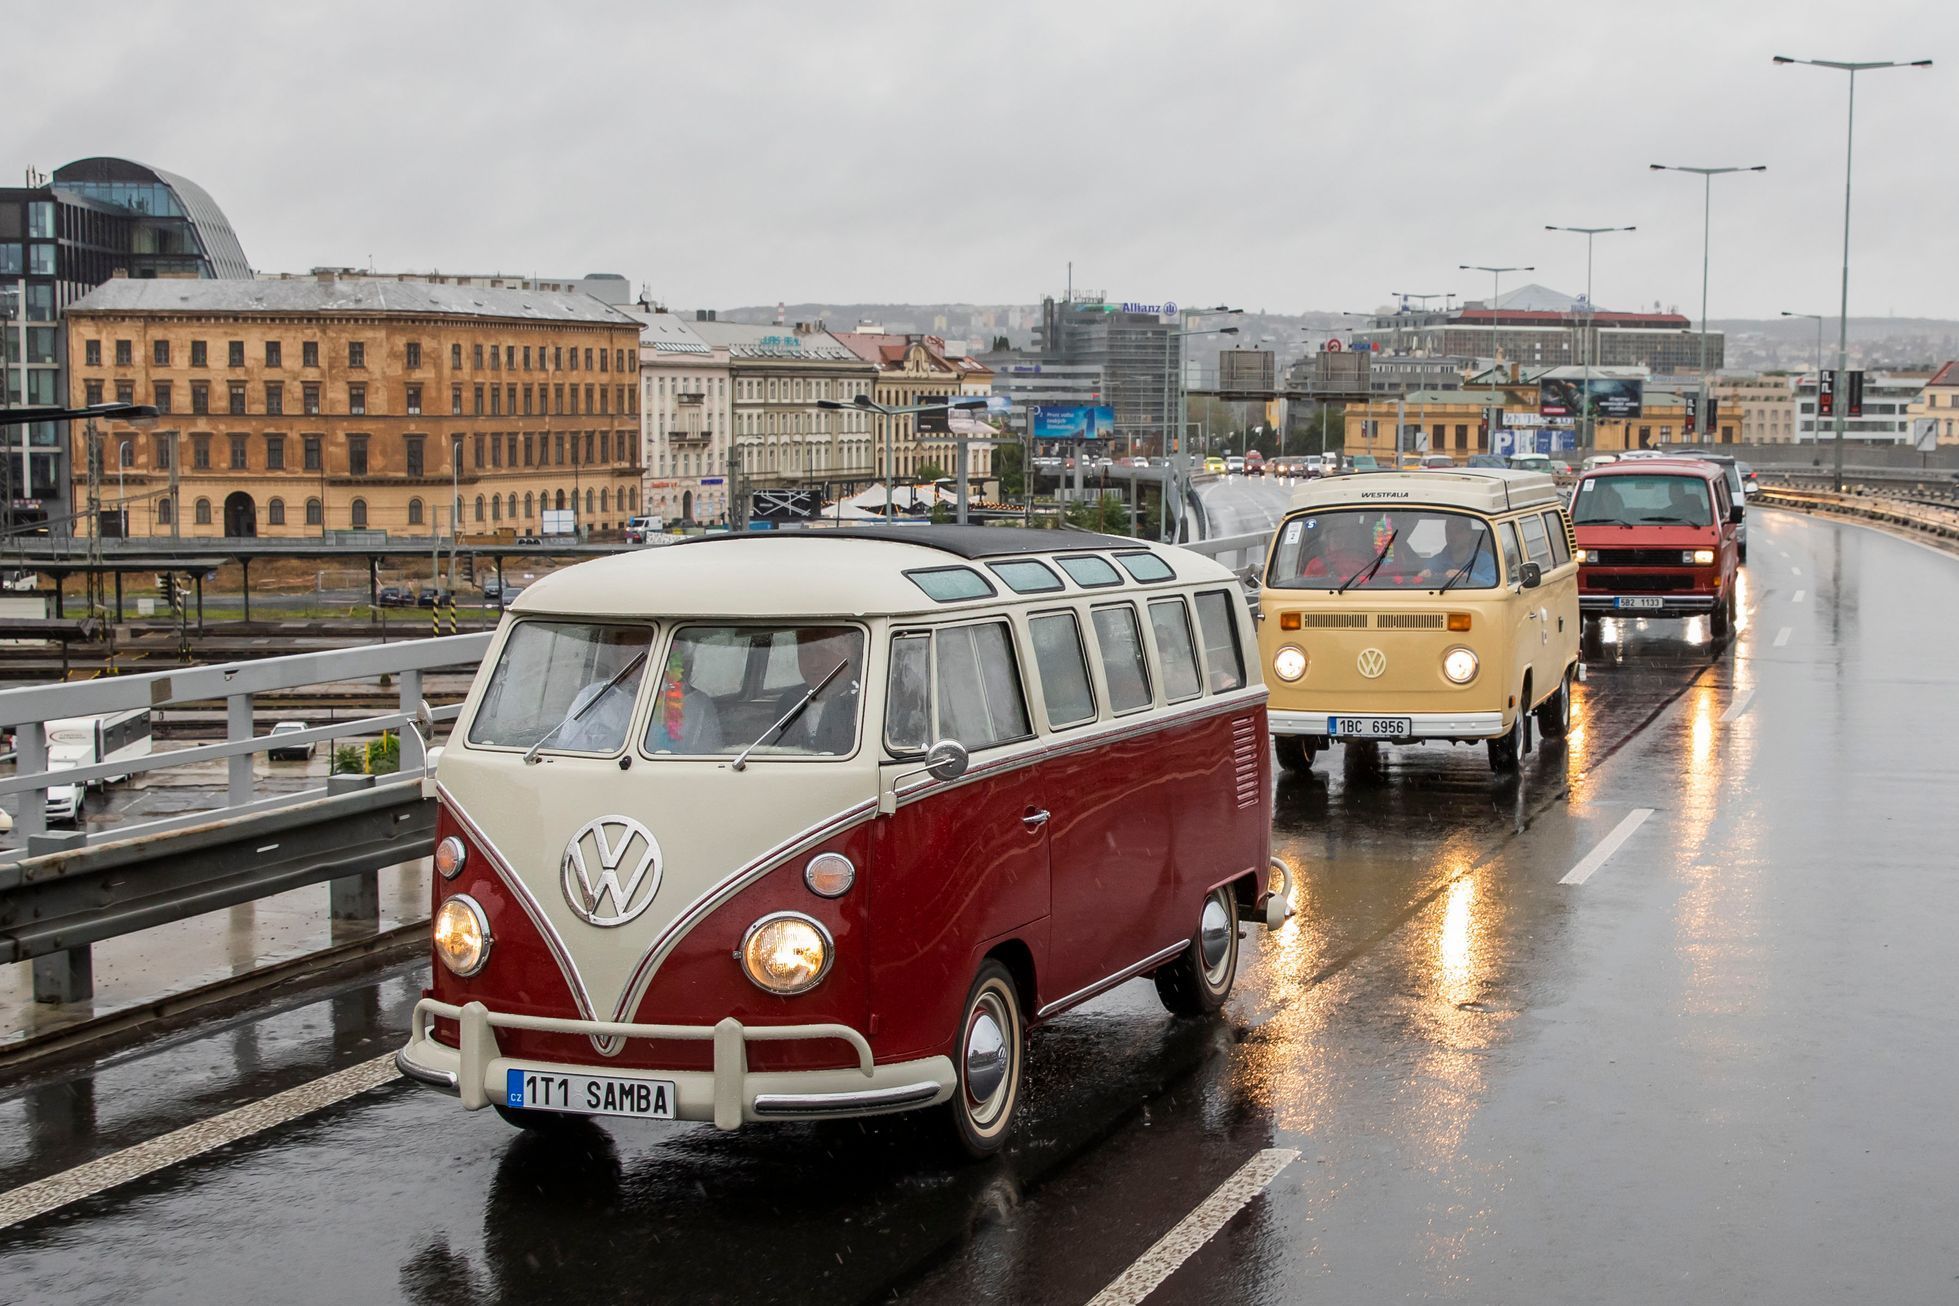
left=1544, top=226, right=1635, bottom=454
left=1168, top=308, right=1241, bottom=542
left=1458, top=265, right=1533, bottom=457
left=1773, top=55, right=1933, bottom=491
left=815, top=394, right=988, bottom=521
left=1649, top=164, right=1766, bottom=443
left=1780, top=310, right=1826, bottom=434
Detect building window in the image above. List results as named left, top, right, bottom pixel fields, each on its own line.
left=302, top=341, right=319, bottom=368
left=229, top=340, right=245, bottom=367
left=451, top=343, right=462, bottom=368
left=229, top=382, right=246, bottom=415
left=406, top=384, right=423, bottom=416
left=195, top=498, right=212, bottom=526
left=303, top=382, right=320, bottom=415
left=569, top=349, right=579, bottom=372
left=473, top=434, right=484, bottom=468
left=192, top=435, right=211, bottom=470
left=451, top=385, right=463, bottom=416
left=84, top=339, right=102, bottom=367
left=349, top=342, right=366, bottom=369
left=153, top=339, right=170, bottom=367
left=473, top=344, right=484, bottom=369
left=406, top=436, right=426, bottom=477
left=153, top=382, right=172, bottom=414
left=266, top=436, right=285, bottom=470
left=522, top=346, right=532, bottom=371
left=305, top=497, right=322, bottom=526
left=348, top=384, right=366, bottom=415
left=475, top=495, right=485, bottom=522
left=350, top=498, right=368, bottom=529
left=191, top=381, right=209, bottom=414
left=190, top=340, right=207, bottom=368
left=115, top=339, right=133, bottom=367
left=408, top=498, right=424, bottom=526
left=523, top=433, right=534, bottom=467
left=265, top=341, right=282, bottom=367
left=474, top=384, right=485, bottom=415
left=85, top=379, right=104, bottom=406
left=266, top=382, right=284, bottom=415
left=230, top=435, right=248, bottom=470
left=505, top=346, right=515, bottom=369
left=267, top=498, right=286, bottom=526
left=490, top=388, right=501, bottom=417
left=506, top=384, right=515, bottom=413
left=491, top=495, right=502, bottom=522
left=524, top=492, right=534, bottom=518
left=152, top=433, right=172, bottom=468
left=407, top=342, right=422, bottom=369
left=303, top=436, right=322, bottom=472
left=348, top=436, right=369, bottom=477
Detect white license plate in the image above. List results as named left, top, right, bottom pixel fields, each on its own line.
left=1614, top=596, right=1665, bottom=611
left=505, top=1068, right=677, bottom=1119
left=1328, top=716, right=1412, bottom=739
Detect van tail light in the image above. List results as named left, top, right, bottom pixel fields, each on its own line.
left=1446, top=613, right=1472, bottom=632
left=1279, top=611, right=1301, bottom=631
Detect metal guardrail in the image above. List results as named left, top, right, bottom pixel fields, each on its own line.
left=1757, top=486, right=1959, bottom=544
left=0, top=634, right=491, bottom=1003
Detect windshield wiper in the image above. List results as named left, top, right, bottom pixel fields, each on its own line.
left=1336, top=530, right=1397, bottom=594
left=731, top=659, right=848, bottom=772
left=523, top=649, right=648, bottom=765
left=1436, top=531, right=1488, bottom=593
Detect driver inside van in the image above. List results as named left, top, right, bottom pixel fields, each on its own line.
left=646, top=643, right=725, bottom=754
left=772, top=628, right=862, bottom=755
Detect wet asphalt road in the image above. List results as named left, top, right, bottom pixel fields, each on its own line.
left=2, top=507, right=1956, bottom=1304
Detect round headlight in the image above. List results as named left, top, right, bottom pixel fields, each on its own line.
left=1273, top=645, right=1308, bottom=682
left=740, top=912, right=833, bottom=995
left=1442, top=646, right=1479, bottom=684
left=804, top=852, right=856, bottom=898
left=434, top=835, right=466, bottom=880
left=434, top=894, right=491, bottom=977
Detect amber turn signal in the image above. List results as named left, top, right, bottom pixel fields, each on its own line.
left=1447, top=612, right=1472, bottom=632
left=1279, top=611, right=1301, bottom=631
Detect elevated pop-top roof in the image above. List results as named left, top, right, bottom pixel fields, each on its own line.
left=1288, top=469, right=1562, bottom=516
left=510, top=528, right=1232, bottom=619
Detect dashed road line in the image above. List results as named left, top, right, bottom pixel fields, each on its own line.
left=1792, top=566, right=1803, bottom=576
left=1792, top=589, right=1806, bottom=603
left=1721, top=688, right=1756, bottom=723
left=0, top=1054, right=398, bottom=1231
left=1559, top=808, right=1655, bottom=886
left=1087, top=1148, right=1300, bottom=1306
left=1774, top=626, right=1792, bottom=647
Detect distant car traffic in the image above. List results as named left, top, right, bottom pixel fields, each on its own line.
left=1348, top=455, right=1380, bottom=473
left=1572, top=458, right=1742, bottom=635
left=1225, top=455, right=1246, bottom=475
left=1466, top=454, right=1507, bottom=469
left=267, top=721, right=316, bottom=762
left=1419, top=454, right=1457, bottom=470
left=1204, top=456, right=1227, bottom=475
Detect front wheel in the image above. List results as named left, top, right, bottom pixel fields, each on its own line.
left=1487, top=704, right=1526, bottom=773
left=1154, top=885, right=1240, bottom=1016
left=1534, top=666, right=1573, bottom=740
left=943, top=961, right=1025, bottom=1159
left=1273, top=735, right=1317, bottom=773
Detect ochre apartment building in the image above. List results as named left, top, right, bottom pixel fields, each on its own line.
left=65, top=277, right=644, bottom=539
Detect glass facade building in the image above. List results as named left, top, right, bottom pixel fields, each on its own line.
left=0, top=157, right=252, bottom=532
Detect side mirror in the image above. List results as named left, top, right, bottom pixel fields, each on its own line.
left=1518, top=561, right=1543, bottom=590
left=1728, top=505, right=1745, bottom=524
left=925, top=739, right=969, bottom=782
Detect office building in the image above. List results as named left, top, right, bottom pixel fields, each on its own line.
left=1352, top=285, right=1718, bottom=377
left=1035, top=296, right=1176, bottom=453
left=686, top=317, right=878, bottom=493
left=1791, top=370, right=1930, bottom=446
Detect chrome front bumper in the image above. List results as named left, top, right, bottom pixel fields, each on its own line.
left=397, top=998, right=955, bottom=1129
left=1269, top=708, right=1506, bottom=741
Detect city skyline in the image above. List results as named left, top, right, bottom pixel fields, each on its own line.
left=12, top=1, right=1952, bottom=319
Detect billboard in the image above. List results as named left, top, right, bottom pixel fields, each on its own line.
left=1032, top=404, right=1116, bottom=441
left=1539, top=377, right=1644, bottom=420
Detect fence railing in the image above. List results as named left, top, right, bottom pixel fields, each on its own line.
left=1757, top=486, right=1959, bottom=544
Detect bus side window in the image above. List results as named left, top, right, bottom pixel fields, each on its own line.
left=1091, top=604, right=1153, bottom=715
left=1498, top=521, right=1524, bottom=581
left=884, top=633, right=931, bottom=755
left=934, top=622, right=1032, bottom=751
left=1518, top=514, right=1556, bottom=570
left=1540, top=510, right=1571, bottom=566
left=1028, top=612, right=1096, bottom=729
left=1194, top=590, right=1246, bottom=693
left=1147, top=598, right=1203, bottom=703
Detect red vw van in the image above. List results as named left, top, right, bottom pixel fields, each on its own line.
left=1571, top=459, right=1741, bottom=634
left=397, top=527, right=1286, bottom=1156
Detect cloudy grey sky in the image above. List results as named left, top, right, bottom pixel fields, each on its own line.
left=17, top=1, right=1953, bottom=318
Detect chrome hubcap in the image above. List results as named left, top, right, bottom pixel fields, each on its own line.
left=1199, top=895, right=1233, bottom=977
left=965, top=1002, right=1008, bottom=1110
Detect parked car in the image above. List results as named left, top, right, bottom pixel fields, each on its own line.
left=1419, top=454, right=1458, bottom=470
left=417, top=587, right=452, bottom=608
left=623, top=515, right=666, bottom=544
left=1348, top=455, right=1380, bottom=473
left=377, top=585, right=410, bottom=607
left=267, top=721, right=316, bottom=762
left=1466, top=454, right=1508, bottom=469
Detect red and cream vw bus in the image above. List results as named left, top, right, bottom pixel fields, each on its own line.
left=397, top=527, right=1284, bottom=1155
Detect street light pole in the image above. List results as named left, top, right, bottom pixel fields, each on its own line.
left=1545, top=226, right=1634, bottom=454
left=1458, top=265, right=1533, bottom=455
left=1774, top=56, right=1933, bottom=490
left=1781, top=311, right=1826, bottom=435
left=1166, top=308, right=1241, bottom=541
left=1649, top=165, right=1766, bottom=442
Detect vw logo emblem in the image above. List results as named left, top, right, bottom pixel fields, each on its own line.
left=561, top=816, right=663, bottom=927
left=1356, top=648, right=1388, bottom=679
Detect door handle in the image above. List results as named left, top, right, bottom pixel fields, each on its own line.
left=1021, top=808, right=1050, bottom=831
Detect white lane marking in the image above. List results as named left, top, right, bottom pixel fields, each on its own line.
left=1559, top=808, right=1655, bottom=886
left=1721, top=688, right=1756, bottom=723
left=0, top=1053, right=397, bottom=1231
left=1792, top=566, right=1803, bottom=576
left=1087, top=1148, right=1301, bottom=1306
left=1792, top=589, right=1806, bottom=603
left=1774, top=626, right=1792, bottom=647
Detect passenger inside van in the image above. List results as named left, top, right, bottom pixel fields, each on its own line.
left=645, top=643, right=726, bottom=754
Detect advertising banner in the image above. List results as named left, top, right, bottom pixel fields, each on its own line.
left=1847, top=369, right=1865, bottom=418
left=1540, top=377, right=1644, bottom=420
left=1032, top=404, right=1116, bottom=441
left=1819, top=370, right=1835, bottom=418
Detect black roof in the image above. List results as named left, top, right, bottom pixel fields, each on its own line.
left=673, top=525, right=1144, bottom=560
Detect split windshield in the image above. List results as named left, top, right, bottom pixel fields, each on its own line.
left=468, top=621, right=652, bottom=753
left=1266, top=508, right=1500, bottom=591
left=1573, top=474, right=1714, bottom=527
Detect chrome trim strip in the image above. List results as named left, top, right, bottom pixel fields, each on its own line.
left=1035, top=941, right=1187, bottom=1019
left=751, top=1081, right=943, bottom=1117
left=394, top=1048, right=459, bottom=1093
